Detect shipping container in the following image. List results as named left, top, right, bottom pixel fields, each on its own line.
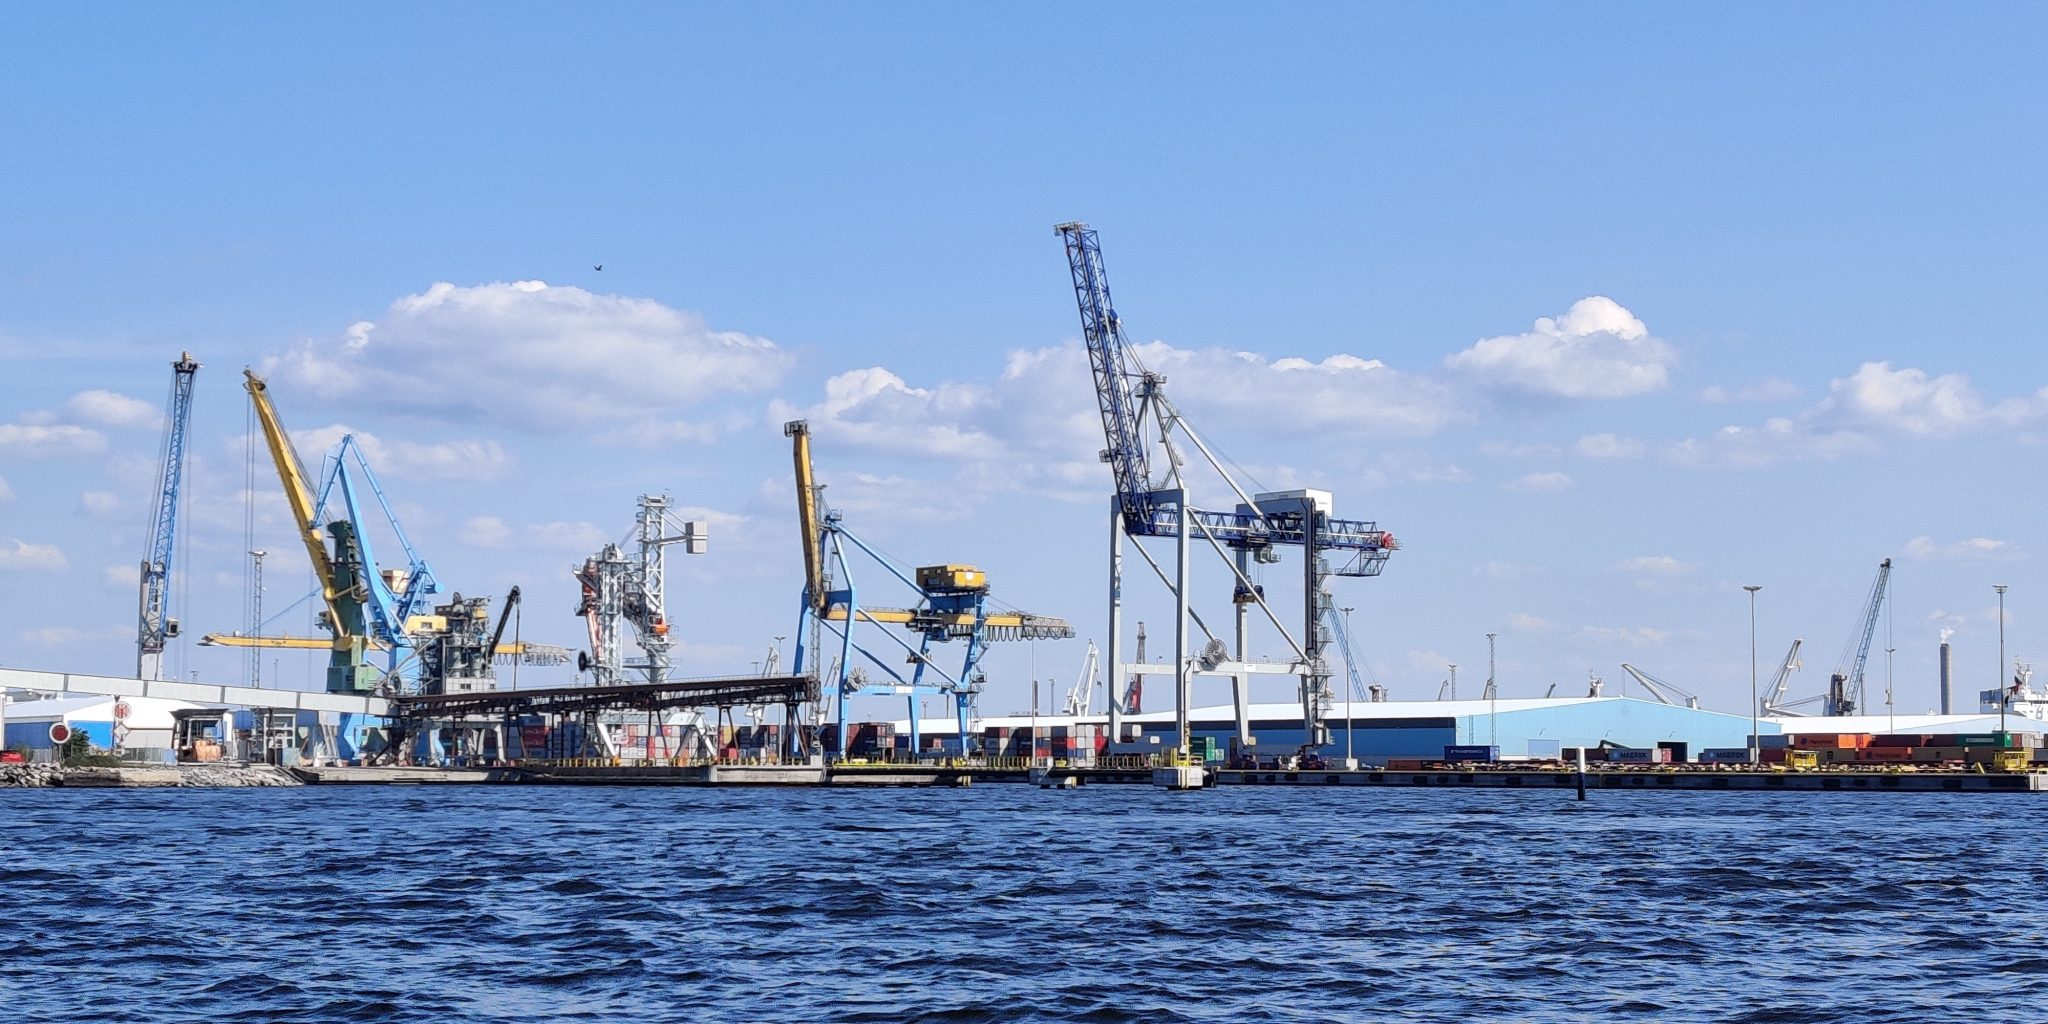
left=1757, top=734, right=1792, bottom=749
left=1698, top=748, right=1752, bottom=764
left=1384, top=758, right=1429, bottom=771
left=1868, top=734, right=1931, bottom=748
left=1443, top=745, right=1500, bottom=763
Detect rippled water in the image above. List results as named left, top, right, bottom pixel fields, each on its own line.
left=2, top=786, right=2043, bottom=1023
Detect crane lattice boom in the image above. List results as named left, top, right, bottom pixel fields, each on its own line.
left=136, top=353, right=200, bottom=680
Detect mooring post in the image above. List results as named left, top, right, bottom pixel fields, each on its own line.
left=1575, top=747, right=1589, bottom=802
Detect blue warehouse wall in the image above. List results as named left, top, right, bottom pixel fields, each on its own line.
left=1469, top=700, right=1758, bottom=755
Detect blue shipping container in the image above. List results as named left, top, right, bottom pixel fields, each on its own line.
left=1443, top=745, right=1499, bottom=762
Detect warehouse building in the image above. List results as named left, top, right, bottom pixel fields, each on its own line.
left=0, top=694, right=201, bottom=762
left=893, top=695, right=1765, bottom=763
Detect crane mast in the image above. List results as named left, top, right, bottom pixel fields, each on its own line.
left=136, top=352, right=199, bottom=680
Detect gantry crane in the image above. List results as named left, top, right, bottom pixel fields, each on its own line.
left=1055, top=222, right=1396, bottom=761
left=785, top=419, right=1074, bottom=757
left=136, top=352, right=199, bottom=681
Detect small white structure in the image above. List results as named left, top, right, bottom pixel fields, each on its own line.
left=1, top=694, right=202, bottom=761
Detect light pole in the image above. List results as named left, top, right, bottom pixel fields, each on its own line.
left=1744, top=585, right=1762, bottom=766
left=1340, top=606, right=1356, bottom=766
left=1996, top=584, right=2009, bottom=736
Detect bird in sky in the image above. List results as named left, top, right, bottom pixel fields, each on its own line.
left=593, top=264, right=604, bottom=271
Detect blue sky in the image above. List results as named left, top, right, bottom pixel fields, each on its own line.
left=3, top=4, right=2046, bottom=718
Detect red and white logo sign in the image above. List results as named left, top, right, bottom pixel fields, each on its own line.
left=47, top=723, right=70, bottom=745
left=112, top=701, right=132, bottom=722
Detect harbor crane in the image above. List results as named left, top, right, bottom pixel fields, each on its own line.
left=1061, top=641, right=1100, bottom=716
left=1759, top=639, right=1809, bottom=716
left=573, top=494, right=707, bottom=688
left=1056, top=222, right=1396, bottom=763
left=1618, top=664, right=1703, bottom=709
left=785, top=419, right=1074, bottom=757
left=1770, top=560, right=1888, bottom=716
left=205, top=372, right=566, bottom=697
left=136, top=352, right=199, bottom=681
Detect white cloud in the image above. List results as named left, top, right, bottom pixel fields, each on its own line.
left=771, top=367, right=1001, bottom=460
left=1445, top=296, right=1675, bottom=399
left=79, top=490, right=118, bottom=515
left=103, top=564, right=140, bottom=590
left=64, top=389, right=158, bottom=428
left=0, top=540, right=68, bottom=571
left=1506, top=612, right=1552, bottom=632
left=1502, top=471, right=1573, bottom=493
left=0, top=423, right=106, bottom=457
left=1699, top=379, right=1800, bottom=404
left=1574, top=433, right=1644, bottom=459
left=1819, top=361, right=2048, bottom=437
left=460, top=516, right=514, bottom=548
left=1618, top=555, right=1692, bottom=575
left=291, top=425, right=514, bottom=483
left=1664, top=418, right=1880, bottom=469
left=266, top=280, right=791, bottom=430
left=1904, top=535, right=2010, bottom=561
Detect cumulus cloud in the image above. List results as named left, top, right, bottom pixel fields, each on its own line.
left=1664, top=418, right=1880, bottom=469
left=266, top=280, right=791, bottom=431
left=771, top=367, right=1001, bottom=459
left=1445, top=297, right=1675, bottom=399
left=1819, top=361, right=2048, bottom=437
left=291, top=425, right=514, bottom=483
left=1618, top=555, right=1692, bottom=575
left=0, top=423, right=106, bottom=457
left=0, top=539, right=67, bottom=571
left=1904, top=535, right=2010, bottom=561
left=1574, top=433, right=1645, bottom=459
left=1502, top=471, right=1573, bottom=493
left=1668, top=361, right=2048, bottom=469
left=78, top=491, right=118, bottom=515
left=64, top=389, right=158, bottom=428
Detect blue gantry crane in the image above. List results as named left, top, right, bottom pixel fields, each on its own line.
left=313, top=434, right=442, bottom=668
left=136, top=352, right=200, bottom=681
left=784, top=420, right=1073, bottom=758
left=1055, top=222, right=1396, bottom=762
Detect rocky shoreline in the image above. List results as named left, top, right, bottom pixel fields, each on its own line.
left=0, top=762, right=303, bottom=788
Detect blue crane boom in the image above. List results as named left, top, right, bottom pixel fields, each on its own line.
left=136, top=352, right=200, bottom=681
left=1053, top=222, right=1393, bottom=567
left=1828, top=558, right=1892, bottom=716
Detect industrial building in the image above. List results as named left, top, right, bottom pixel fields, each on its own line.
left=1, top=694, right=201, bottom=761
left=890, top=695, right=1766, bottom=764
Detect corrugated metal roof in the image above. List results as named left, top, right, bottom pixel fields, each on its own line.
left=893, top=695, right=1758, bottom=732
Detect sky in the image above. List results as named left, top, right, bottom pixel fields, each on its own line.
left=3, top=4, right=2047, bottom=721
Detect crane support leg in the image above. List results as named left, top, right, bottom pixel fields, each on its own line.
left=1174, top=488, right=1191, bottom=759
left=1232, top=547, right=1252, bottom=751
left=1107, top=504, right=1124, bottom=743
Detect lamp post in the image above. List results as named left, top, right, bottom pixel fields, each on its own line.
left=1744, top=585, right=1762, bottom=766
left=1996, top=584, right=2009, bottom=736
left=1340, top=606, right=1356, bottom=766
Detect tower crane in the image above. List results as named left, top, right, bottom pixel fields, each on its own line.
left=136, top=352, right=199, bottom=681
left=1618, top=664, right=1703, bottom=709
left=573, top=494, right=706, bottom=688
left=785, top=419, right=1074, bottom=758
left=1055, top=222, right=1396, bottom=761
